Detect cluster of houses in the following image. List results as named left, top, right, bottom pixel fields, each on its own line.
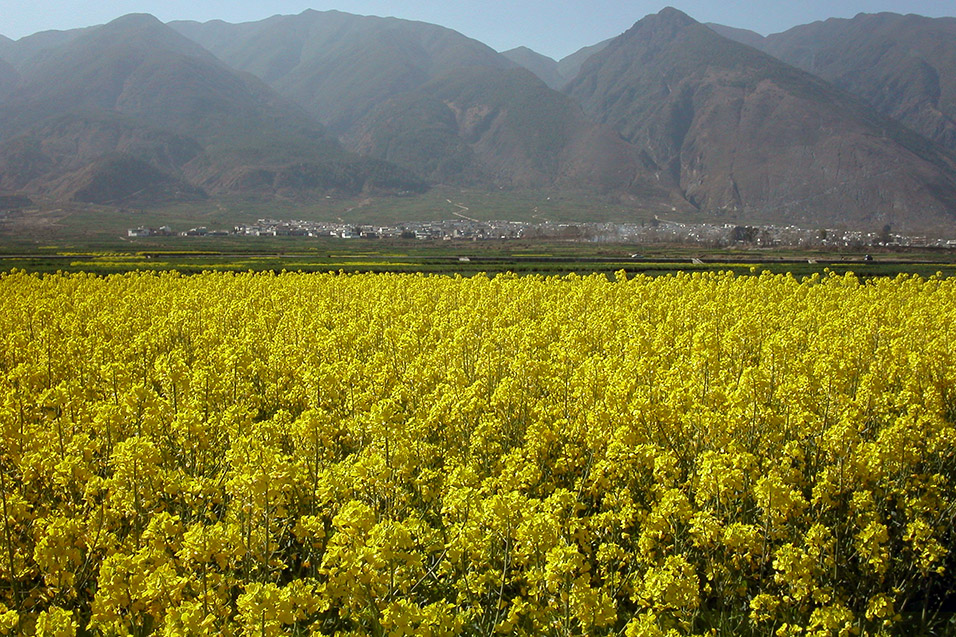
left=128, top=225, right=228, bottom=237
left=127, top=218, right=956, bottom=249
left=231, top=219, right=530, bottom=240
left=130, top=219, right=532, bottom=240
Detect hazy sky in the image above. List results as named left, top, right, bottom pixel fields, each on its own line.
left=2, top=1, right=955, bottom=59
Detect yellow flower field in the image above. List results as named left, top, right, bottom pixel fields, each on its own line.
left=0, top=269, right=953, bottom=635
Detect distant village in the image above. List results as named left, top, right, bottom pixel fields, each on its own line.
left=127, top=217, right=956, bottom=249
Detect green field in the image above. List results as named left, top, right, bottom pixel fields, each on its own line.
left=2, top=247, right=956, bottom=279
left=0, top=187, right=658, bottom=250
left=2, top=191, right=955, bottom=278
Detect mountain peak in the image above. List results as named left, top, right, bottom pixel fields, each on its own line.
left=502, top=46, right=556, bottom=65
left=565, top=7, right=956, bottom=233
left=80, top=13, right=212, bottom=59
left=618, top=6, right=700, bottom=44
left=75, top=13, right=217, bottom=62
left=502, top=46, right=562, bottom=88
left=656, top=7, right=696, bottom=25
left=102, top=13, right=165, bottom=32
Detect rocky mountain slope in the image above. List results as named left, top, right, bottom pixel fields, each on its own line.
left=171, top=11, right=513, bottom=134
left=556, top=39, right=613, bottom=86
left=1, top=8, right=955, bottom=235
left=0, top=14, right=424, bottom=204
left=501, top=47, right=565, bottom=89
left=565, top=8, right=956, bottom=233
left=710, top=14, right=956, bottom=153
left=175, top=11, right=678, bottom=204
left=0, top=58, right=17, bottom=101
left=760, top=13, right=956, bottom=153
left=347, top=65, right=683, bottom=207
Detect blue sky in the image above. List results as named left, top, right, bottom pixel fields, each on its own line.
left=2, top=1, right=955, bottom=59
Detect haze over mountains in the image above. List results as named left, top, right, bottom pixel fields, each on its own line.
left=0, top=14, right=424, bottom=204
left=0, top=58, right=17, bottom=101
left=1, top=7, right=956, bottom=234
left=170, top=11, right=514, bottom=135
left=170, top=13, right=673, bottom=199
left=501, top=47, right=566, bottom=90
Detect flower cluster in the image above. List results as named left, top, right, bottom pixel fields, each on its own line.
left=0, top=269, right=953, bottom=635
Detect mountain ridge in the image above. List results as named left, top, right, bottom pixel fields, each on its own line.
left=565, top=8, right=956, bottom=233
left=556, top=39, right=613, bottom=86
left=1, top=8, right=955, bottom=235
left=501, top=47, right=564, bottom=89
left=346, top=64, right=684, bottom=208
left=171, top=10, right=514, bottom=133
left=704, top=23, right=766, bottom=50
left=0, top=27, right=90, bottom=69
left=758, top=13, right=956, bottom=153
left=0, top=14, right=427, bottom=203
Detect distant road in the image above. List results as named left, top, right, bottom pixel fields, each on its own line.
left=446, top=199, right=480, bottom=222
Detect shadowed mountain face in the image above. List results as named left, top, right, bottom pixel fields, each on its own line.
left=1, top=14, right=319, bottom=144
left=0, top=112, right=206, bottom=203
left=557, top=39, right=613, bottom=86
left=0, top=14, right=426, bottom=203
left=504, top=42, right=618, bottom=90
left=705, top=23, right=767, bottom=50
left=2, top=8, right=956, bottom=233
left=501, top=47, right=565, bottom=89
left=69, top=154, right=207, bottom=206
left=565, top=8, right=956, bottom=233
left=171, top=10, right=513, bottom=134
left=749, top=13, right=956, bottom=153
left=0, top=28, right=91, bottom=70
left=0, top=59, right=17, bottom=101
left=346, top=65, right=684, bottom=207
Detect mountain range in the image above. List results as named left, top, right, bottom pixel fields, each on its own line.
left=565, top=9, right=956, bottom=233
left=0, top=14, right=425, bottom=204
left=1, top=7, right=955, bottom=235
left=709, top=13, right=956, bottom=154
